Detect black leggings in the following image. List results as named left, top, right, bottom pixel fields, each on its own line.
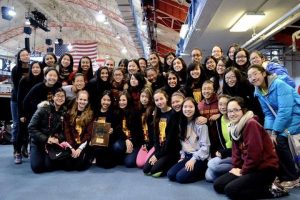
left=276, top=135, right=299, bottom=181
left=214, top=169, right=277, bottom=200
left=143, top=152, right=178, bottom=176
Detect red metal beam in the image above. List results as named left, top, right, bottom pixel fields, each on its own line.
left=156, top=0, right=188, bottom=22
left=157, top=42, right=175, bottom=56
left=273, top=32, right=300, bottom=49
left=156, top=10, right=182, bottom=31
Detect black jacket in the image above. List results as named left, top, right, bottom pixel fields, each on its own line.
left=28, top=102, right=66, bottom=146
left=17, top=75, right=43, bottom=119
left=154, top=110, right=180, bottom=159
left=11, top=65, right=29, bottom=101
left=114, top=108, right=144, bottom=148
left=86, top=72, right=111, bottom=111
left=24, top=82, right=62, bottom=119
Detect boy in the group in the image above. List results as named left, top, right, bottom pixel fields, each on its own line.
left=198, top=80, right=221, bottom=157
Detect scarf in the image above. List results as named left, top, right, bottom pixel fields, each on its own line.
left=229, top=111, right=254, bottom=141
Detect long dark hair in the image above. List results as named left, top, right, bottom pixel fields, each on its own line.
left=128, top=72, right=146, bottom=92
left=233, top=48, right=250, bottom=71
left=226, top=43, right=240, bottom=67
left=58, top=53, right=74, bottom=73
left=42, top=52, right=57, bottom=68
left=28, top=61, right=44, bottom=81
left=185, top=62, right=206, bottom=89
left=247, top=64, right=271, bottom=87
left=98, top=90, right=113, bottom=113
left=164, top=52, right=176, bottom=71
left=14, top=48, right=30, bottom=83
left=222, top=67, right=243, bottom=95
left=179, top=97, right=201, bottom=140
left=77, top=56, right=94, bottom=82
left=172, top=57, right=187, bottom=84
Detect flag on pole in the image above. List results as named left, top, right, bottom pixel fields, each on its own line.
left=55, top=44, right=68, bottom=57
left=69, top=42, right=98, bottom=67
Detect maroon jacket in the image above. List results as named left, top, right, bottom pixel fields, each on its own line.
left=64, top=114, right=93, bottom=148
left=198, top=94, right=220, bottom=156
left=232, top=118, right=279, bottom=175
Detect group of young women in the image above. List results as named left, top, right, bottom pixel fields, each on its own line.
left=10, top=44, right=300, bottom=199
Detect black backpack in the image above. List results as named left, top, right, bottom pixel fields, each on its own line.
left=0, top=122, right=12, bottom=145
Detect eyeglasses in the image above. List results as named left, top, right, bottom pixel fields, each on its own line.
left=227, top=108, right=242, bottom=114
left=250, top=56, right=260, bottom=61
left=247, top=71, right=261, bottom=80
left=225, top=76, right=236, bottom=81
left=236, top=55, right=247, bottom=60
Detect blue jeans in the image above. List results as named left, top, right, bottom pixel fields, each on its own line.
left=205, top=157, right=232, bottom=182
left=10, top=100, right=19, bottom=145
left=167, top=154, right=207, bottom=183
left=124, top=148, right=139, bottom=168
left=112, top=139, right=139, bottom=168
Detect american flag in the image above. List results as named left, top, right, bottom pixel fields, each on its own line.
left=55, top=44, right=69, bottom=57
left=69, top=42, right=98, bottom=67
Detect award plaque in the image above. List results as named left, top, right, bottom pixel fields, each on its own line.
left=91, top=121, right=111, bottom=147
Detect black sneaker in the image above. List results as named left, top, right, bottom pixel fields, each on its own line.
left=269, top=183, right=289, bottom=198
left=21, top=146, right=29, bottom=158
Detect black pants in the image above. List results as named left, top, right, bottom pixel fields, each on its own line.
left=214, top=170, right=276, bottom=200
left=30, top=143, right=64, bottom=173
left=276, top=135, right=299, bottom=181
left=92, top=146, right=118, bottom=169
left=64, top=148, right=91, bottom=171
left=143, top=152, right=178, bottom=176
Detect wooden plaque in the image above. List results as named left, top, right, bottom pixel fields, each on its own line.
left=91, top=121, right=111, bottom=147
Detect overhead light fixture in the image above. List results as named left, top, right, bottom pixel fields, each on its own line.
left=67, top=43, right=72, bottom=51
left=116, top=34, right=120, bottom=39
left=1, top=6, right=16, bottom=20
left=96, top=10, right=106, bottom=22
left=230, top=12, right=265, bottom=32
left=25, top=18, right=30, bottom=25
left=179, top=24, right=189, bottom=39
left=121, top=47, right=127, bottom=54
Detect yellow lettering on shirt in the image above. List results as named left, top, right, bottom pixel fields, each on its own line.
left=122, top=119, right=131, bottom=138
left=159, top=118, right=167, bottom=144
left=193, top=89, right=202, bottom=103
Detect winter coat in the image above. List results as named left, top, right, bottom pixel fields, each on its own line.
left=28, top=102, right=66, bottom=146
left=266, top=62, right=295, bottom=88
left=254, top=75, right=300, bottom=135
left=232, top=118, right=279, bottom=175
